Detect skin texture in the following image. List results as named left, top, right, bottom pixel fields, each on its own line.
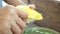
left=0, top=0, right=35, bottom=34
left=0, top=5, right=28, bottom=34
left=4, top=0, right=26, bottom=6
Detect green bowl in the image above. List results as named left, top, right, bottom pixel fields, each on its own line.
left=23, top=27, right=60, bottom=34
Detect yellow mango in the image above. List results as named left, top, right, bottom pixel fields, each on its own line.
left=16, top=5, right=43, bottom=20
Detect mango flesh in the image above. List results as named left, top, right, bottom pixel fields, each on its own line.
left=16, top=5, right=43, bottom=20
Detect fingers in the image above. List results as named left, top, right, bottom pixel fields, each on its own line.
left=11, top=18, right=26, bottom=34
left=0, top=5, right=27, bottom=34
left=17, top=9, right=28, bottom=21
left=16, top=17, right=27, bottom=31
left=2, top=5, right=28, bottom=22
left=6, top=5, right=28, bottom=21
left=11, top=22, right=22, bottom=34
left=8, top=30, right=13, bottom=34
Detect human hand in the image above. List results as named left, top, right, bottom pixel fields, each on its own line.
left=0, top=5, right=28, bottom=34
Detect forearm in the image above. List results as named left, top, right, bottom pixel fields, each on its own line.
left=4, top=0, right=26, bottom=6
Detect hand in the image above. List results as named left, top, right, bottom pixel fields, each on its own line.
left=0, top=5, right=28, bottom=34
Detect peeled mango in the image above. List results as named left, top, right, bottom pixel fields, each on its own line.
left=16, top=5, right=43, bottom=21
